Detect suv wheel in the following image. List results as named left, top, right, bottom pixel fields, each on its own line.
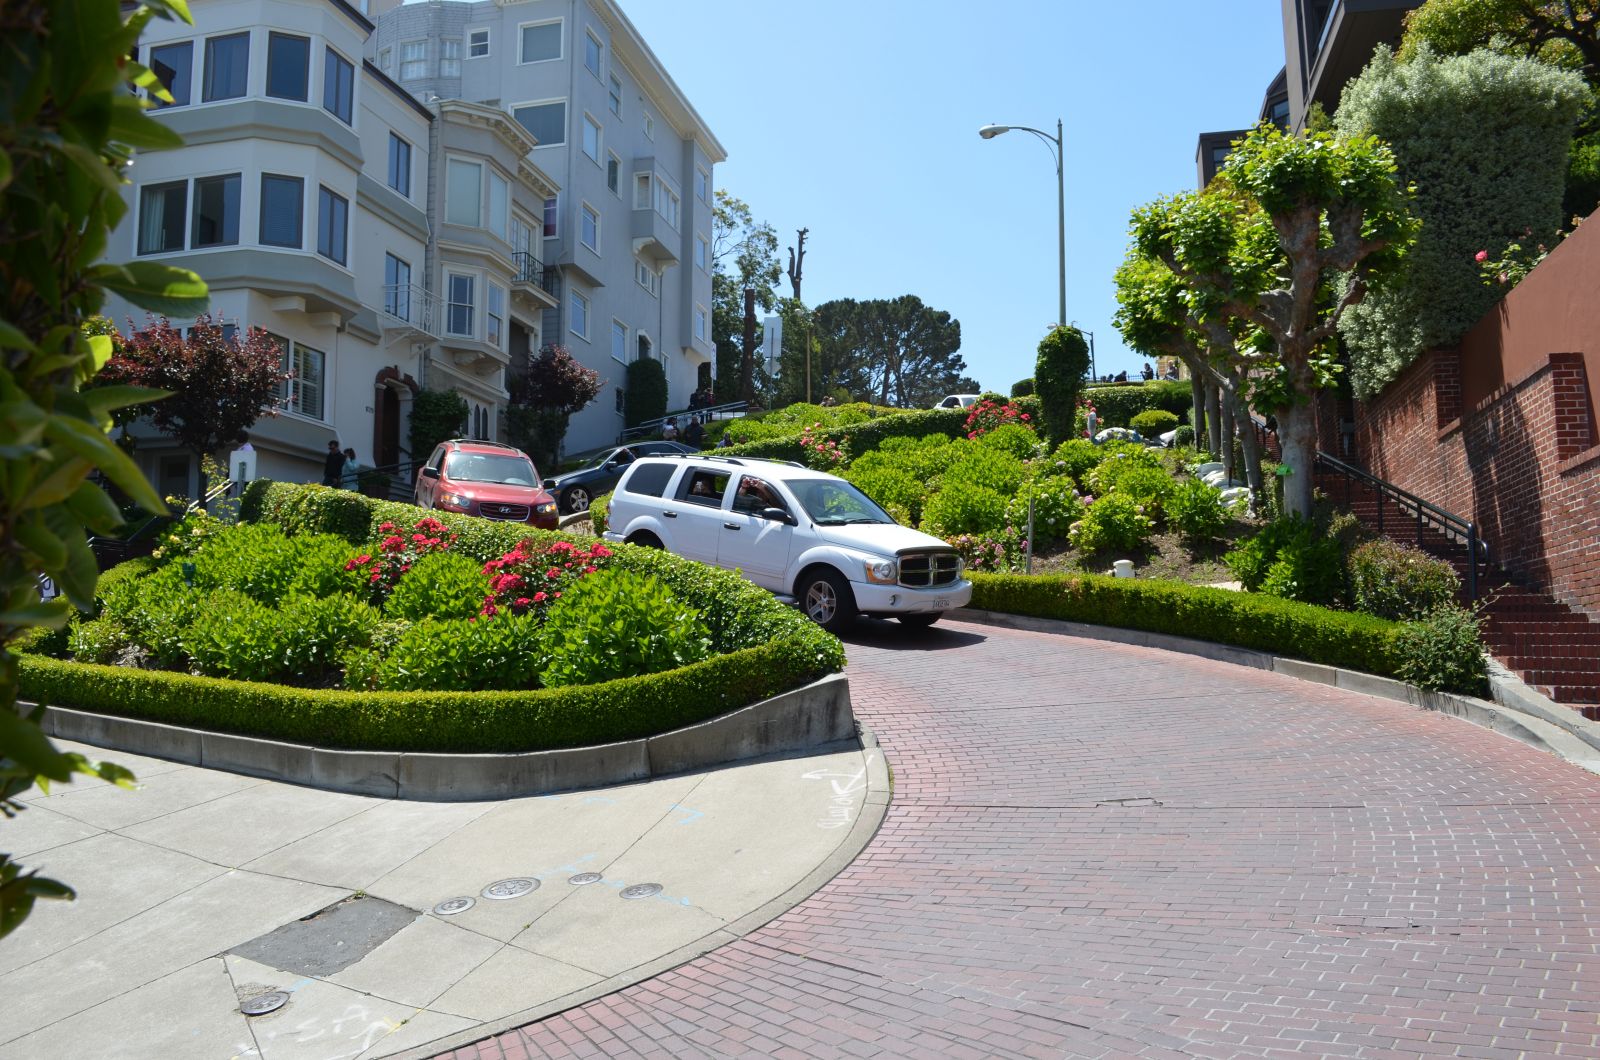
left=799, top=568, right=856, bottom=633
left=563, top=486, right=590, bottom=513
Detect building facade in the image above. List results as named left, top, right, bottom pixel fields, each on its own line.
left=368, top=0, right=727, bottom=455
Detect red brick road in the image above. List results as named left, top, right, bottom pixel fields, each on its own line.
left=444, top=618, right=1600, bottom=1058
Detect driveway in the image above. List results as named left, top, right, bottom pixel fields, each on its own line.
left=451, top=616, right=1600, bottom=1058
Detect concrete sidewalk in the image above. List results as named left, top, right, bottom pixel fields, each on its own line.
left=0, top=735, right=889, bottom=1060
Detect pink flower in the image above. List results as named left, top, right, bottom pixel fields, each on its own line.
left=1475, top=250, right=1489, bottom=262
left=533, top=591, right=548, bottom=603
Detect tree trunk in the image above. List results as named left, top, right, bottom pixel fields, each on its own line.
left=1205, top=384, right=1223, bottom=456
left=740, top=288, right=757, bottom=403
left=1276, top=402, right=1317, bottom=519
left=1189, top=375, right=1206, bottom=450
left=1230, top=392, right=1265, bottom=502
left=1221, top=401, right=1236, bottom=482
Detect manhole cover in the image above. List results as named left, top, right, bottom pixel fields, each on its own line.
left=240, top=991, right=289, bottom=1016
left=568, top=872, right=603, bottom=886
left=481, top=877, right=539, bottom=900
left=619, top=883, right=662, bottom=900
left=432, top=896, right=475, bottom=916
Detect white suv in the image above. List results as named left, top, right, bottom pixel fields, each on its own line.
left=603, top=456, right=972, bottom=632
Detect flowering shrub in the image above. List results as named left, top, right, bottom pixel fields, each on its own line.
left=1167, top=479, right=1230, bottom=541
left=921, top=485, right=1008, bottom=539
left=385, top=552, right=490, bottom=622
left=1474, top=236, right=1552, bottom=288
left=149, top=506, right=225, bottom=561
left=962, top=398, right=1031, bottom=439
left=1042, top=438, right=1105, bottom=485
left=946, top=529, right=1026, bottom=573
left=1004, top=478, right=1084, bottom=548
left=1084, top=443, right=1163, bottom=496
left=799, top=423, right=847, bottom=469
left=346, top=517, right=457, bottom=601
left=1068, top=493, right=1154, bottom=554
left=479, top=538, right=614, bottom=620
left=976, top=422, right=1042, bottom=459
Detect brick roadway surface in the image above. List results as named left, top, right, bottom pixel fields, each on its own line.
left=444, top=618, right=1600, bottom=1059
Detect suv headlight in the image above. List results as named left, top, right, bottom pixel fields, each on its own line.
left=534, top=501, right=557, bottom=515
left=437, top=491, right=472, bottom=510
left=863, top=559, right=898, bottom=584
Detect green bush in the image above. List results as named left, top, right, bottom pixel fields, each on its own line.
left=1167, top=479, right=1230, bottom=541
left=976, top=422, right=1041, bottom=460
left=1084, top=443, right=1164, bottom=496
left=1005, top=478, right=1084, bottom=548
left=842, top=464, right=926, bottom=525
left=67, top=618, right=130, bottom=665
left=942, top=445, right=1027, bottom=496
left=540, top=569, right=713, bottom=688
left=374, top=612, right=545, bottom=692
left=624, top=357, right=668, bottom=429
left=1103, top=465, right=1175, bottom=522
left=969, top=573, right=1404, bottom=677
left=713, top=406, right=972, bottom=464
left=1395, top=604, right=1488, bottom=696
left=1035, top=325, right=1092, bottom=446
left=1081, top=381, right=1191, bottom=427
left=278, top=594, right=381, bottom=681
left=1129, top=409, right=1180, bottom=438
left=921, top=486, right=1009, bottom=539
left=189, top=522, right=304, bottom=603
left=851, top=435, right=959, bottom=484
left=1348, top=538, right=1461, bottom=621
left=1042, top=439, right=1105, bottom=486
left=409, top=389, right=469, bottom=463
left=588, top=493, right=609, bottom=536
left=1334, top=47, right=1589, bottom=398
left=1226, top=516, right=1343, bottom=606
left=181, top=589, right=286, bottom=682
left=113, top=564, right=203, bottom=670
left=1174, top=424, right=1196, bottom=448
left=1069, top=494, right=1155, bottom=554
left=385, top=551, right=490, bottom=621
left=1010, top=377, right=1035, bottom=397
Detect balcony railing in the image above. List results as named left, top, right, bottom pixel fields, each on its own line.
left=512, top=251, right=557, bottom=295
left=380, top=284, right=439, bottom=337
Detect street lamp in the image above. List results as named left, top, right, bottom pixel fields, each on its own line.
left=978, top=119, right=1065, bottom=328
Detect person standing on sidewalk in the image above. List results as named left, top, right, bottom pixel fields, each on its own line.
left=684, top=416, right=704, bottom=450
left=322, top=440, right=345, bottom=486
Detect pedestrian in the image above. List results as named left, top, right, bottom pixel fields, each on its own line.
left=322, top=439, right=345, bottom=486
left=1085, top=407, right=1100, bottom=441
left=684, top=415, right=705, bottom=449
left=717, top=433, right=733, bottom=449
left=1141, top=362, right=1154, bottom=381
left=662, top=417, right=679, bottom=442
left=341, top=448, right=366, bottom=490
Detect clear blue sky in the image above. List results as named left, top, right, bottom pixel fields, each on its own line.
left=626, top=0, right=1287, bottom=394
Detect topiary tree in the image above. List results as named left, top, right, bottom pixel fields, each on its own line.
left=1, top=0, right=207, bottom=940
left=1034, top=325, right=1091, bottom=447
left=1010, top=377, right=1035, bottom=397
left=1334, top=47, right=1589, bottom=398
left=408, top=389, right=469, bottom=461
left=624, top=356, right=668, bottom=429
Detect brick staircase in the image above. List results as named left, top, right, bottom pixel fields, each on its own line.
left=1316, top=471, right=1600, bottom=719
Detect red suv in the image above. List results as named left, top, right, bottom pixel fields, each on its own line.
left=414, top=439, right=559, bottom=529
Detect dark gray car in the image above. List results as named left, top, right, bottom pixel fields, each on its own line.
left=544, top=441, right=696, bottom=513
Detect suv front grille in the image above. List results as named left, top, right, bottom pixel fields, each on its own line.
left=478, top=502, right=531, bottom=522
left=899, top=550, right=961, bottom=589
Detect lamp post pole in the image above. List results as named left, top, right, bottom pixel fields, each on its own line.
left=980, top=119, right=1065, bottom=327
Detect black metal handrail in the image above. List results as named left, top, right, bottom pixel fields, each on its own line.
left=619, top=400, right=750, bottom=443
left=512, top=252, right=557, bottom=295
left=1315, top=450, right=1489, bottom=601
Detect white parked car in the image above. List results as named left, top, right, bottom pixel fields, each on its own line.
left=935, top=393, right=980, bottom=410
left=603, top=456, right=972, bottom=632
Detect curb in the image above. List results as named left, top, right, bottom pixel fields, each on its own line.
left=34, top=673, right=857, bottom=801
left=386, top=726, right=893, bottom=1060
left=953, top=608, right=1600, bottom=776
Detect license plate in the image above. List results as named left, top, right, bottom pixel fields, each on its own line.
left=932, top=597, right=950, bottom=609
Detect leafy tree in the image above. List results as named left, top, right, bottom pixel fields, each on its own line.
left=1, top=0, right=207, bottom=940
left=1010, top=378, right=1035, bottom=398
left=625, top=356, right=668, bottom=428
left=100, top=315, right=287, bottom=468
left=1334, top=47, right=1588, bottom=397
left=801, top=296, right=968, bottom=408
left=710, top=191, right=780, bottom=399
left=1034, top=325, right=1091, bottom=447
left=505, top=344, right=602, bottom=467
left=1131, top=126, right=1418, bottom=518
left=408, top=389, right=468, bottom=460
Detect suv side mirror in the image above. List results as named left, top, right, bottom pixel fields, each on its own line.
left=421, top=466, right=440, bottom=480
left=760, top=507, right=796, bottom=526
left=542, top=478, right=556, bottom=489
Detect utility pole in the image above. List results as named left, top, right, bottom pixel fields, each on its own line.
left=741, top=287, right=757, bottom=404
left=786, top=228, right=808, bottom=302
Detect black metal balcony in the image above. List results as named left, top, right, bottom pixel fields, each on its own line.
left=512, top=251, right=557, bottom=295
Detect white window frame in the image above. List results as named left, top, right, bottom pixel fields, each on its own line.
left=611, top=319, right=628, bottom=364
left=511, top=98, right=567, bottom=148
left=635, top=259, right=658, bottom=297
left=581, top=112, right=602, bottom=164
left=695, top=166, right=710, bottom=204
left=608, top=73, right=622, bottom=117
left=569, top=289, right=590, bottom=341
left=468, top=28, right=490, bottom=58
left=445, top=157, right=483, bottom=227
left=644, top=113, right=654, bottom=140
left=607, top=150, right=622, bottom=195
left=694, top=233, right=708, bottom=272
left=656, top=179, right=680, bottom=230
left=584, top=29, right=603, bottom=79
left=542, top=195, right=558, bottom=238
left=694, top=303, right=708, bottom=343
left=487, top=167, right=509, bottom=242
left=387, top=132, right=412, bottom=198
left=580, top=201, right=599, bottom=252
left=487, top=282, right=506, bottom=349
left=398, top=40, right=426, bottom=81
left=446, top=270, right=477, bottom=338
left=440, top=38, right=462, bottom=77
left=633, top=172, right=651, bottom=211
left=518, top=18, right=563, bottom=65
left=273, top=335, right=327, bottom=422
left=377, top=45, right=391, bottom=71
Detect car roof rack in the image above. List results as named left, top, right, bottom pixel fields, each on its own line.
left=445, top=438, right=523, bottom=452
left=642, top=454, right=806, bottom=470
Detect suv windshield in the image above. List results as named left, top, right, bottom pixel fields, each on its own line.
left=789, top=478, right=894, bottom=525
left=444, top=452, right=538, bottom=485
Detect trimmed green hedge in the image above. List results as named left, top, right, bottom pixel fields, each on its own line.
left=21, top=484, right=845, bottom=752
left=970, top=572, right=1404, bottom=677
left=714, top=397, right=1044, bottom=463
left=1082, top=381, right=1190, bottom=428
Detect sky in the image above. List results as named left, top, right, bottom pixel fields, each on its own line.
left=624, top=0, right=1288, bottom=394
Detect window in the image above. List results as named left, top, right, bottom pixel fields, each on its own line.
left=580, top=202, right=599, bottom=251
left=584, top=31, right=602, bottom=78
left=634, top=173, right=651, bottom=210
left=569, top=289, right=589, bottom=340
left=487, top=170, right=509, bottom=241
left=520, top=20, right=561, bottom=63
left=644, top=113, right=654, bottom=140
left=512, top=101, right=565, bottom=146
left=387, top=133, right=411, bottom=197
left=258, top=174, right=303, bottom=248
left=279, top=338, right=325, bottom=419
left=487, top=284, right=505, bottom=349
left=446, top=158, right=482, bottom=226
left=398, top=40, right=426, bottom=80
left=511, top=215, right=534, bottom=257
left=607, top=152, right=620, bottom=194
left=582, top=114, right=601, bottom=163
left=202, top=32, right=249, bottom=102
left=694, top=234, right=708, bottom=272
left=469, top=28, right=490, bottom=58
left=150, top=41, right=193, bottom=107
left=440, top=38, right=462, bottom=77
left=447, top=273, right=475, bottom=336
left=323, top=48, right=354, bottom=124
left=694, top=304, right=708, bottom=343
left=316, top=185, right=348, bottom=264
left=191, top=173, right=240, bottom=248
left=635, top=259, right=657, bottom=296
left=378, top=46, right=391, bottom=71
left=656, top=181, right=679, bottom=229
left=542, top=196, right=558, bottom=238
left=384, top=254, right=411, bottom=319
left=695, top=166, right=709, bottom=204
left=608, top=74, right=622, bottom=116
left=265, top=33, right=309, bottom=101
left=137, top=181, right=187, bottom=254
left=611, top=320, right=627, bottom=363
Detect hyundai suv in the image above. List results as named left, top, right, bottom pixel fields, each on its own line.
left=414, top=439, right=559, bottom=529
left=602, top=456, right=971, bottom=632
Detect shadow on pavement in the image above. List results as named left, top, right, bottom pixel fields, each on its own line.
left=840, top=618, right=986, bottom=651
